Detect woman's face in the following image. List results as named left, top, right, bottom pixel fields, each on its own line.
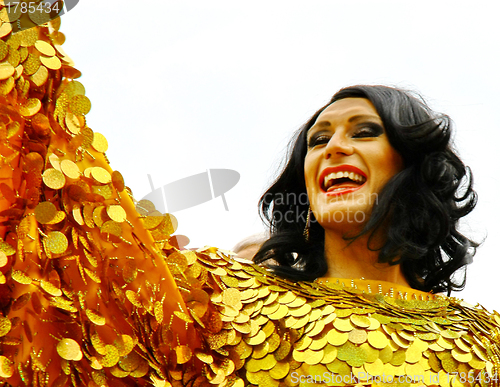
left=304, top=98, right=404, bottom=230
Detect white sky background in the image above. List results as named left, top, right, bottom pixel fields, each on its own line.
left=60, top=1, right=500, bottom=310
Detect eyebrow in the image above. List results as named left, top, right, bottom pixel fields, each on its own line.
left=348, top=114, right=381, bottom=123
left=309, top=114, right=381, bottom=133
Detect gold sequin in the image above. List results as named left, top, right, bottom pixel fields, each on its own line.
left=368, top=330, right=390, bottom=349
left=405, top=343, right=423, bottom=363
left=40, top=280, right=63, bottom=297
left=175, top=345, right=192, bottom=364
left=111, top=171, right=125, bottom=192
left=327, top=330, right=349, bottom=346
left=350, top=314, right=371, bottom=328
left=0, top=356, right=14, bottom=378
left=0, top=23, right=12, bottom=39
left=0, top=241, right=15, bottom=256
left=43, top=168, right=66, bottom=189
left=365, top=358, right=384, bottom=376
left=0, top=251, right=7, bottom=268
left=337, top=341, right=368, bottom=367
left=40, top=55, right=62, bottom=70
left=107, top=205, right=127, bottom=222
left=31, top=64, right=49, bottom=87
left=390, top=348, right=406, bottom=366
left=123, top=260, right=138, bottom=284
left=91, top=167, right=112, bottom=184
left=64, top=80, right=85, bottom=97
left=19, top=98, right=42, bottom=117
left=92, top=132, right=108, bottom=153
left=80, top=127, right=94, bottom=148
left=11, top=270, right=32, bottom=284
left=100, top=345, right=119, bottom=367
left=289, top=303, right=312, bottom=317
left=92, top=206, right=107, bottom=227
left=348, top=329, right=368, bottom=344
left=0, top=316, right=11, bottom=337
left=86, top=309, right=106, bottom=326
left=291, top=315, right=310, bottom=329
left=72, top=207, right=84, bottom=225
left=101, top=220, right=122, bottom=237
left=142, top=214, right=163, bottom=229
left=65, top=112, right=81, bottom=134
left=23, top=54, right=41, bottom=75
left=0, top=76, right=14, bottom=94
left=0, top=62, right=15, bottom=80
left=19, top=27, right=38, bottom=46
left=452, top=348, right=473, bottom=363
left=69, top=94, right=91, bottom=115
left=57, top=338, right=83, bottom=361
left=117, top=351, right=140, bottom=372
left=0, top=40, right=8, bottom=61
left=35, top=201, right=57, bottom=224
left=46, top=231, right=68, bottom=254
left=60, top=159, right=80, bottom=179
left=34, top=40, right=56, bottom=56
left=333, top=318, right=354, bottom=332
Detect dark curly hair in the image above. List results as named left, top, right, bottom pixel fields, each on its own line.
left=254, top=85, right=478, bottom=295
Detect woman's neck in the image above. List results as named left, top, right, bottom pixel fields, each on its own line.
left=322, top=230, right=410, bottom=287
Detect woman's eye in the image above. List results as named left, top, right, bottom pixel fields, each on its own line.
left=353, top=124, right=383, bottom=138
left=307, top=135, right=331, bottom=148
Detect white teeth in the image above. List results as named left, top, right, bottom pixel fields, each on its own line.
left=323, top=171, right=366, bottom=189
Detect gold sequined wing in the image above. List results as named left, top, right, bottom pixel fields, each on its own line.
left=0, top=20, right=205, bottom=387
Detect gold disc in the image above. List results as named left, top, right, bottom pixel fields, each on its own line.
left=42, top=168, right=66, bottom=190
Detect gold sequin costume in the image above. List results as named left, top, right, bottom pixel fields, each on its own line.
left=0, top=18, right=500, bottom=387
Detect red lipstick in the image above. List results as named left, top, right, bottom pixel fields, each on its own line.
left=319, top=165, right=367, bottom=196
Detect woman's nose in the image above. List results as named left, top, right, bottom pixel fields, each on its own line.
left=324, top=132, right=354, bottom=159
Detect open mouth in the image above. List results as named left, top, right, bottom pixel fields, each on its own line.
left=322, top=170, right=367, bottom=193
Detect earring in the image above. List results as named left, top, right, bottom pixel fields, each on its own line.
left=303, top=206, right=311, bottom=242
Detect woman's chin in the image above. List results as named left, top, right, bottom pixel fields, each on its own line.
left=314, top=208, right=369, bottom=234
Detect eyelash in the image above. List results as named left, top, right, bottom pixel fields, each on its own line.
left=307, top=124, right=383, bottom=148
left=307, top=135, right=330, bottom=148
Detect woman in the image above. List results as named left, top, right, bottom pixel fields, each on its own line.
left=255, top=85, right=476, bottom=295
left=0, top=22, right=499, bottom=387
